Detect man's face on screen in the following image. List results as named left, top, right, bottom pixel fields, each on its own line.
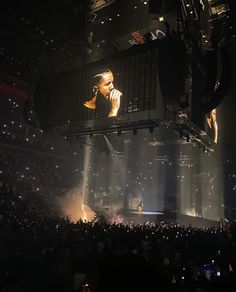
left=98, top=72, right=114, bottom=98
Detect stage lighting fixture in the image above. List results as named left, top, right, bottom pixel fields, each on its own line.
left=91, top=0, right=116, bottom=12
left=204, top=148, right=210, bottom=156
left=88, top=12, right=97, bottom=23
left=185, top=133, right=190, bottom=142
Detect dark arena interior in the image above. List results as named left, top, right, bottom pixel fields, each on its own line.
left=1, top=0, right=236, bottom=291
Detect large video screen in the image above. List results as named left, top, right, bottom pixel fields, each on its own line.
left=37, top=41, right=161, bottom=129
left=79, top=42, right=160, bottom=121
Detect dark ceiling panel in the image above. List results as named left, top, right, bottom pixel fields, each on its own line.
left=0, top=0, right=96, bottom=79
left=1, top=0, right=235, bottom=85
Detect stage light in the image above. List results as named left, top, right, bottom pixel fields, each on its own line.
left=185, top=133, right=190, bottom=142
left=204, top=148, right=210, bottom=156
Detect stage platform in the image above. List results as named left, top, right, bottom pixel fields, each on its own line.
left=56, top=112, right=215, bottom=154
left=120, top=210, right=219, bottom=228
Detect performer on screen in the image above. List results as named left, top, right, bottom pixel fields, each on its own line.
left=207, top=108, right=218, bottom=143
left=84, top=68, right=122, bottom=117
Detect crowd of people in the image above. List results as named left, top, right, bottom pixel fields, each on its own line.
left=1, top=182, right=236, bottom=292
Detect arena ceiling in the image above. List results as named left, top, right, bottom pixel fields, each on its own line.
left=0, top=0, right=158, bottom=82
left=1, top=1, right=235, bottom=80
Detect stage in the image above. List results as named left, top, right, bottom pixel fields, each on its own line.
left=118, top=209, right=219, bottom=228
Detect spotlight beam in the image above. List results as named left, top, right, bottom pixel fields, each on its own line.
left=103, top=134, right=126, bottom=157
